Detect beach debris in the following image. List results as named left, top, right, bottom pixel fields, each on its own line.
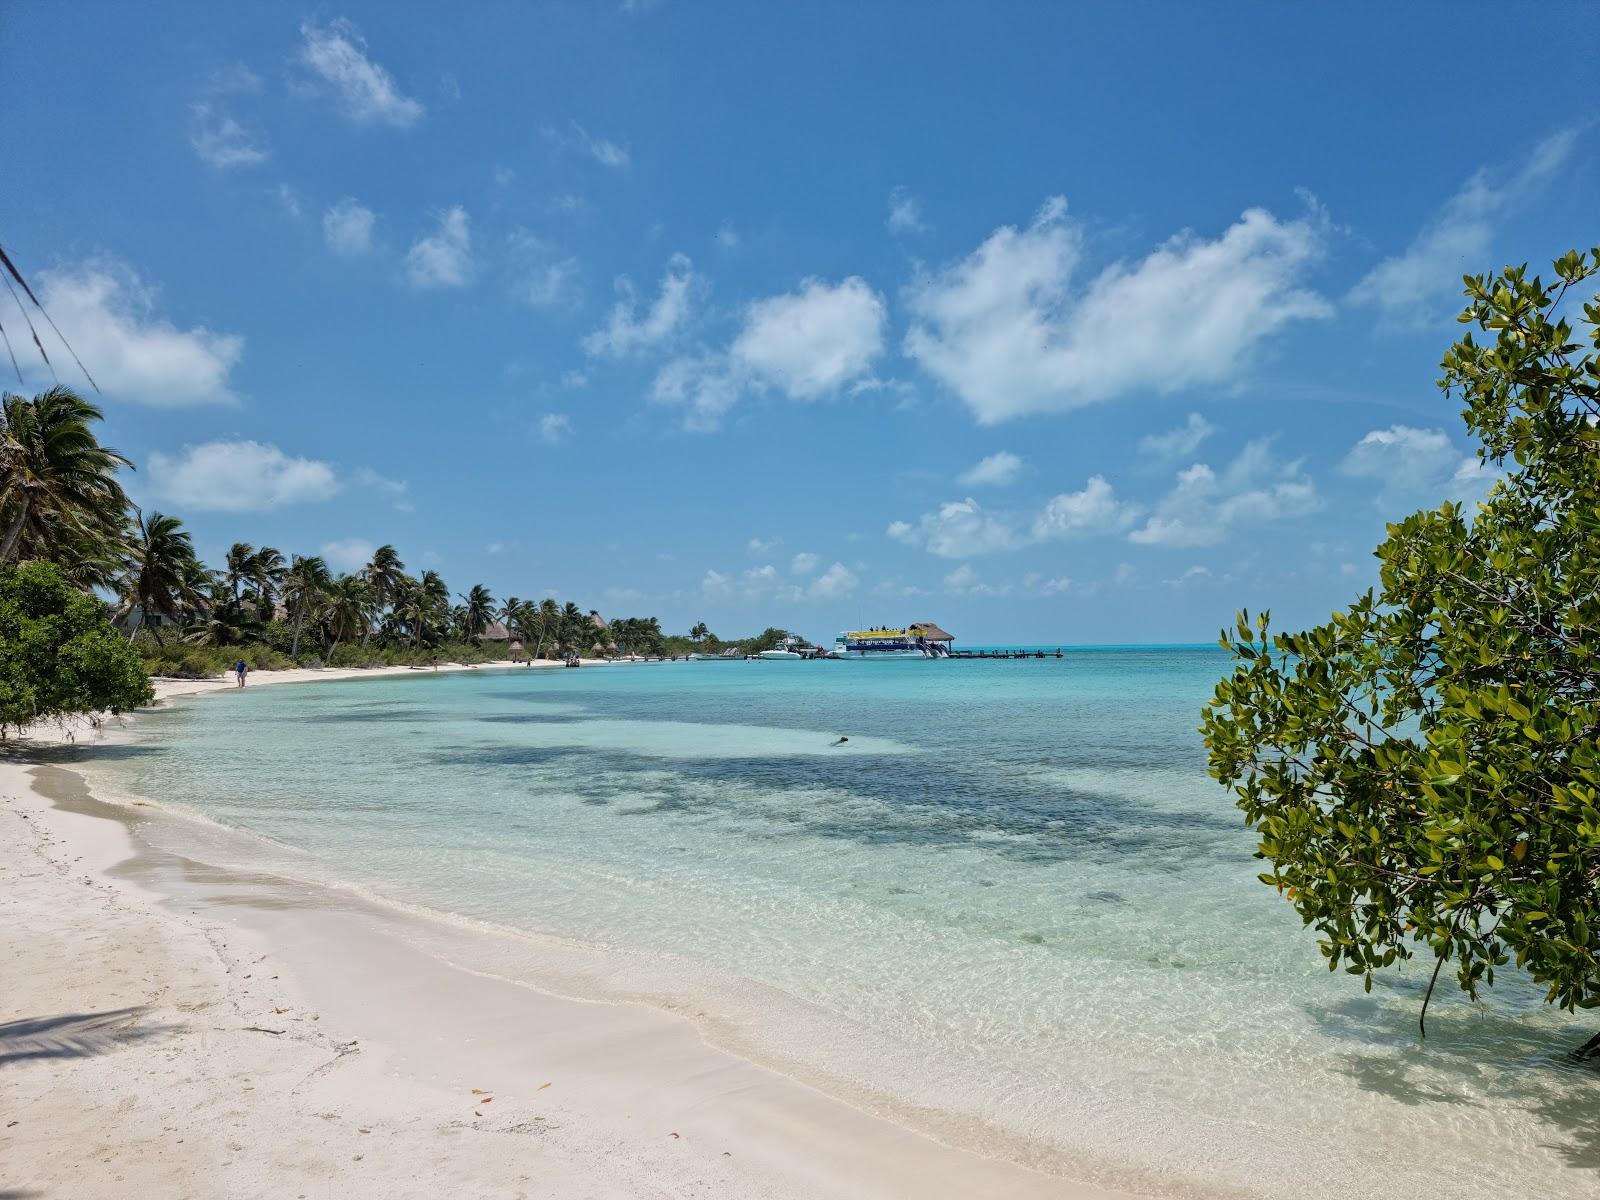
left=669, top=1132, right=680, bottom=1139
left=244, top=1026, right=285, bottom=1035
left=536, top=1081, right=551, bottom=1091
left=471, top=1088, right=488, bottom=1094
left=273, top=1006, right=289, bottom=1014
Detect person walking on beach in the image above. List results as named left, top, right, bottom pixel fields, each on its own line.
left=233, top=659, right=248, bottom=688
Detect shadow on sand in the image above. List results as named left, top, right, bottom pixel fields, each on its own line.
left=0, top=1007, right=177, bottom=1066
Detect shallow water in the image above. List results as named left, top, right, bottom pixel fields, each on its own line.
left=88, top=651, right=1599, bottom=1197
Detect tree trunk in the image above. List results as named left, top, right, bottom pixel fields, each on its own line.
left=0, top=494, right=32, bottom=561
left=291, top=604, right=304, bottom=658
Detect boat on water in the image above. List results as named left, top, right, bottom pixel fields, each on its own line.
left=755, top=635, right=808, bottom=660
left=834, top=623, right=954, bottom=659
left=689, top=648, right=743, bottom=661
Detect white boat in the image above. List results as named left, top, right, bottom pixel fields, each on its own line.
left=689, top=649, right=742, bottom=661
left=756, top=635, right=808, bottom=660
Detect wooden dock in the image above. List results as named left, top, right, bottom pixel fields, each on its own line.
left=947, top=649, right=1064, bottom=660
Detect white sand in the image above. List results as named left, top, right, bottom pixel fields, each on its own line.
left=0, top=671, right=1141, bottom=1199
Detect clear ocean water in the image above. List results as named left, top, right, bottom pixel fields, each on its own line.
left=89, top=650, right=1597, bottom=1197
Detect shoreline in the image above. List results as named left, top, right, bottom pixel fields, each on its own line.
left=0, top=673, right=1149, bottom=1199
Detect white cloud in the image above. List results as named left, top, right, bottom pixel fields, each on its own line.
left=714, top=220, right=741, bottom=252
left=1030, top=476, right=1138, bottom=541
left=1340, top=425, right=1457, bottom=480
left=888, top=497, right=1022, bottom=558
left=297, top=19, right=423, bottom=128
left=790, top=551, right=820, bottom=575
left=1341, top=425, right=1500, bottom=510
left=1138, top=412, right=1215, bottom=461
left=355, top=467, right=407, bottom=496
left=904, top=197, right=1330, bottom=423
left=943, top=564, right=1009, bottom=597
left=574, top=123, right=629, bottom=168
left=730, top=276, right=886, bottom=399
left=322, top=538, right=376, bottom=572
left=887, top=187, right=928, bottom=234
left=651, top=276, right=885, bottom=430
left=538, top=413, right=573, bottom=444
left=584, top=254, right=698, bottom=356
left=958, top=451, right=1023, bottom=487
left=1129, top=439, right=1320, bottom=547
left=36, top=262, right=243, bottom=406
left=809, top=562, right=859, bottom=598
left=323, top=199, right=377, bottom=256
left=273, top=183, right=305, bottom=219
left=189, top=102, right=268, bottom=169
left=404, top=206, right=473, bottom=289
left=700, top=568, right=732, bottom=600
left=747, top=536, right=781, bottom=554
left=148, top=440, right=339, bottom=511
left=891, top=477, right=1135, bottom=558
left=1350, top=130, right=1577, bottom=326
left=486, top=541, right=505, bottom=555
left=508, top=232, right=580, bottom=307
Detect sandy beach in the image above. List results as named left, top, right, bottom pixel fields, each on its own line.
left=0, top=670, right=1136, bottom=1200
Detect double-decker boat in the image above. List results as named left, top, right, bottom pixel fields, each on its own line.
left=833, top=623, right=954, bottom=659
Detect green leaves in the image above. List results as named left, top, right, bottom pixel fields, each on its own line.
left=1202, top=248, right=1600, bottom=1026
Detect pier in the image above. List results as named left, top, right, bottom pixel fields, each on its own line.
left=947, top=648, right=1064, bottom=660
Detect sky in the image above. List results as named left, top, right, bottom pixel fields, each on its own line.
left=4, top=2, right=1597, bottom=644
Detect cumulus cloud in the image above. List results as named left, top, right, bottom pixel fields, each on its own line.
left=888, top=497, right=1023, bottom=558
left=944, top=564, right=1010, bottom=597
left=1350, top=130, right=1577, bottom=326
left=790, top=551, right=820, bottom=575
left=322, top=538, right=376, bottom=572
left=297, top=19, right=423, bottom=127
left=147, top=440, right=339, bottom=511
left=651, top=276, right=886, bottom=431
left=887, top=187, right=928, bottom=234
left=538, top=413, right=573, bottom=444
left=1341, top=425, right=1499, bottom=509
left=584, top=254, right=698, bottom=356
left=1138, top=412, right=1215, bottom=461
left=958, top=451, right=1023, bottom=487
left=404, top=206, right=473, bottom=289
left=189, top=102, right=268, bottom=169
left=323, top=199, right=377, bottom=256
left=1129, top=439, right=1320, bottom=547
left=36, top=262, right=243, bottom=406
left=729, top=276, right=886, bottom=399
left=890, top=477, right=1136, bottom=559
left=809, top=562, right=859, bottom=598
left=1030, top=476, right=1138, bottom=541
left=904, top=197, right=1330, bottom=423
left=507, top=232, right=579, bottom=307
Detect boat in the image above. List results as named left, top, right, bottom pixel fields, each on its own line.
left=834, top=623, right=954, bottom=659
left=689, top=648, right=743, bottom=661
left=756, top=635, right=808, bottom=660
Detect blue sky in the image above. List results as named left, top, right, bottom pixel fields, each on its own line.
left=5, top=3, right=1596, bottom=643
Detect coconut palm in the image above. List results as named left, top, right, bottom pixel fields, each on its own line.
left=282, top=554, right=333, bottom=658
left=118, top=511, right=205, bottom=644
left=250, top=546, right=286, bottom=622
left=536, top=597, right=560, bottom=659
left=361, top=544, right=405, bottom=646
left=460, top=583, right=495, bottom=642
left=689, top=622, right=709, bottom=644
left=559, top=601, right=587, bottom=657
left=324, top=574, right=374, bottom=655
left=0, top=387, right=133, bottom=585
left=223, top=542, right=256, bottom=617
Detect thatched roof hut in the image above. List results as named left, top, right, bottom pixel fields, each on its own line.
left=482, top=620, right=511, bottom=641
left=909, top=622, right=955, bottom=643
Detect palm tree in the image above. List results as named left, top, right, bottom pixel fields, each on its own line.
left=250, top=546, right=286, bottom=622
left=689, top=622, right=709, bottom=644
left=361, top=544, right=405, bottom=647
left=324, top=574, right=374, bottom=656
left=536, top=597, right=560, bottom=660
left=460, top=583, right=495, bottom=642
left=282, top=554, right=333, bottom=658
left=560, top=601, right=587, bottom=658
left=0, top=387, right=133, bottom=585
left=118, top=511, right=205, bottom=644
left=223, top=542, right=256, bottom=617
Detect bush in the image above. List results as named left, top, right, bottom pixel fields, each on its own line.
left=0, top=560, right=153, bottom=733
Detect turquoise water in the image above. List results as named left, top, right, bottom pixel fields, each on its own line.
left=90, top=652, right=1597, bottom=1197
